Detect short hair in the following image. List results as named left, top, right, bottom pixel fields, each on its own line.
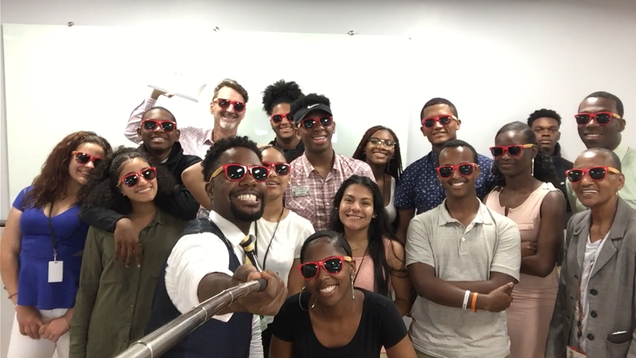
left=261, top=80, right=304, bottom=116
left=142, top=106, right=176, bottom=122
left=440, top=139, right=479, bottom=164
left=420, top=97, right=458, bottom=119
left=352, top=125, right=403, bottom=181
left=290, top=93, right=331, bottom=118
left=201, top=136, right=262, bottom=180
left=580, top=148, right=622, bottom=171
left=527, top=108, right=561, bottom=127
left=299, top=230, right=352, bottom=263
left=213, top=78, right=249, bottom=103
left=585, top=91, right=624, bottom=117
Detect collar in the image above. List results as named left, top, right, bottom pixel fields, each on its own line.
left=138, top=142, right=185, bottom=165
left=572, top=198, right=632, bottom=240
left=426, top=150, right=440, bottom=166
left=203, top=128, right=215, bottom=146
left=298, top=151, right=340, bottom=178
left=147, top=208, right=167, bottom=227
left=437, top=198, right=492, bottom=227
left=208, top=210, right=252, bottom=247
left=552, top=142, right=563, bottom=158
left=614, top=140, right=628, bottom=161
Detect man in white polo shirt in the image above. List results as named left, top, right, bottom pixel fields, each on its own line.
left=406, top=139, right=521, bottom=358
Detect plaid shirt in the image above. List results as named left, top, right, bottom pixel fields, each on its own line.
left=125, top=97, right=213, bottom=159
left=284, top=153, right=376, bottom=231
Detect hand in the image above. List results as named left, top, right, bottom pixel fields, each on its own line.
left=521, top=241, right=537, bottom=257
left=231, top=265, right=288, bottom=316
left=16, top=305, right=44, bottom=339
left=482, top=282, right=514, bottom=312
left=39, top=317, right=69, bottom=343
left=150, top=89, right=175, bottom=100
left=113, top=218, right=141, bottom=268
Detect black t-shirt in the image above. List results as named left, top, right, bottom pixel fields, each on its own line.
left=270, top=289, right=407, bottom=358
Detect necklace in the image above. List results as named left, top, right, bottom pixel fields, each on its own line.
left=352, top=246, right=369, bottom=286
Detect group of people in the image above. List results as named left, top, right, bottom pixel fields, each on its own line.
left=0, top=77, right=635, bottom=358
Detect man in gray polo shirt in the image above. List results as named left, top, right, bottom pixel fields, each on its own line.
left=406, top=139, right=521, bottom=358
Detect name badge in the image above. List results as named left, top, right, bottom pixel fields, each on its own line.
left=291, top=185, right=310, bottom=197
left=567, top=346, right=586, bottom=358
left=48, top=261, right=64, bottom=283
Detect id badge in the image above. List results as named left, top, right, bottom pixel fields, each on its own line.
left=48, top=261, right=64, bottom=283
left=291, top=185, right=310, bottom=197
left=566, top=346, right=586, bottom=358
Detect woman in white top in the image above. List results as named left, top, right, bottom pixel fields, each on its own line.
left=255, top=145, right=315, bottom=357
left=352, top=126, right=403, bottom=226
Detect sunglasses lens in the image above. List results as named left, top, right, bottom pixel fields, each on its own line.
left=423, top=119, right=435, bottom=128
left=75, top=153, right=90, bottom=164
left=324, top=258, right=343, bottom=273
left=459, top=164, right=474, bottom=176
left=508, top=146, right=523, bottom=156
left=595, top=113, right=611, bottom=124
left=320, top=117, right=332, bottom=127
left=588, top=167, right=607, bottom=180
left=161, top=122, right=175, bottom=131
left=124, top=175, right=139, bottom=187
left=275, top=164, right=290, bottom=176
left=439, top=116, right=452, bottom=125
left=226, top=165, right=247, bottom=180
left=302, top=119, right=316, bottom=129
left=490, top=147, right=504, bottom=157
left=142, top=168, right=157, bottom=181
left=233, top=102, right=245, bottom=112
left=251, top=166, right=269, bottom=182
left=576, top=115, right=590, bottom=125
left=300, top=264, right=318, bottom=279
left=438, top=166, right=454, bottom=178
left=272, top=115, right=283, bottom=123
left=567, top=170, right=583, bottom=182
left=143, top=121, right=157, bottom=130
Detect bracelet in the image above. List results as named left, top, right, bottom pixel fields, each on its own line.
left=471, top=292, right=479, bottom=313
left=462, top=290, right=471, bottom=310
left=7, top=292, right=17, bottom=300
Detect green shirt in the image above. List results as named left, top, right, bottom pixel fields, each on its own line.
left=69, top=210, right=188, bottom=358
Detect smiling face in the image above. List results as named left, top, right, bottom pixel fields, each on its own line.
left=303, top=239, right=356, bottom=307
left=271, top=102, right=296, bottom=140
left=571, top=151, right=624, bottom=208
left=207, top=147, right=267, bottom=223
left=437, top=146, right=480, bottom=199
left=297, top=110, right=335, bottom=154
left=261, top=147, right=289, bottom=201
left=577, top=96, right=625, bottom=151
left=493, top=130, right=537, bottom=178
left=68, top=142, right=106, bottom=186
left=364, top=129, right=396, bottom=167
left=338, top=183, right=375, bottom=232
left=117, top=158, right=158, bottom=203
left=138, top=108, right=179, bottom=154
left=211, top=86, right=247, bottom=131
left=420, top=104, right=461, bottom=147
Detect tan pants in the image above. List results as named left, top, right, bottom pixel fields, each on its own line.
left=416, top=351, right=509, bottom=358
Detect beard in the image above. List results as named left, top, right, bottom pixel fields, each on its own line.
left=230, top=199, right=265, bottom=222
left=217, top=111, right=239, bottom=131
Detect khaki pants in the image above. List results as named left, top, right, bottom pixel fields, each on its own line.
left=415, top=351, right=509, bottom=358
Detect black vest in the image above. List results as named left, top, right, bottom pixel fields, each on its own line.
left=145, top=219, right=253, bottom=358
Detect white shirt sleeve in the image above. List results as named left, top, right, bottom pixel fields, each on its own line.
left=165, top=232, right=235, bottom=322
left=249, top=315, right=264, bottom=357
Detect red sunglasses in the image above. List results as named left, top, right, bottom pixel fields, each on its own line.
left=210, top=164, right=269, bottom=182
left=118, top=167, right=157, bottom=187
left=298, top=256, right=352, bottom=280
left=142, top=119, right=177, bottom=132
left=421, top=115, right=458, bottom=128
left=299, top=116, right=333, bottom=130
left=72, top=151, right=103, bottom=167
left=574, top=112, right=621, bottom=126
left=214, top=98, right=245, bottom=112
left=489, top=144, right=534, bottom=158
left=436, top=163, right=478, bottom=178
left=270, top=113, right=293, bottom=124
left=262, top=161, right=290, bottom=176
left=566, top=166, right=621, bottom=183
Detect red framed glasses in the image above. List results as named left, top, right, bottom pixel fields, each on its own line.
left=298, top=256, right=352, bottom=280
left=210, top=164, right=269, bottom=183
left=436, top=163, right=478, bottom=178
left=489, top=144, right=534, bottom=158
left=118, top=167, right=157, bottom=187
left=566, top=166, right=621, bottom=183
left=575, top=112, right=621, bottom=126
left=72, top=151, right=103, bottom=167
left=421, top=115, right=458, bottom=128
left=142, top=119, right=176, bottom=132
left=214, top=98, right=245, bottom=112
left=262, top=161, right=290, bottom=176
left=299, top=116, right=333, bottom=129
left=270, top=113, right=293, bottom=124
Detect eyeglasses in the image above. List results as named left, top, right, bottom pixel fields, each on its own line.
left=270, top=113, right=293, bottom=124
left=214, top=98, right=246, bottom=113
left=436, top=163, right=478, bottom=178
left=368, top=138, right=396, bottom=148
left=298, top=256, right=352, bottom=280
left=262, top=161, right=290, bottom=176
left=421, top=115, right=458, bottom=128
left=566, top=166, right=621, bottom=183
left=142, top=119, right=176, bottom=132
left=575, top=112, right=621, bottom=126
left=299, top=116, right=333, bottom=130
left=210, top=164, right=269, bottom=182
left=118, top=167, right=157, bottom=187
left=489, top=144, right=535, bottom=158
left=72, top=151, right=103, bottom=167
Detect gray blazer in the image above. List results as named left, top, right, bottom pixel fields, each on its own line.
left=546, top=198, right=636, bottom=358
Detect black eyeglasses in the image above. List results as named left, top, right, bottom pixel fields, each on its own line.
left=299, top=116, right=333, bottom=129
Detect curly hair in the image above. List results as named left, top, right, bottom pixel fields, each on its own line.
left=290, top=93, right=331, bottom=118
left=352, top=125, right=403, bottom=181
left=328, top=175, right=405, bottom=297
left=23, top=131, right=112, bottom=209
left=79, top=147, right=177, bottom=215
left=527, top=108, right=561, bottom=127
left=213, top=78, right=249, bottom=103
left=201, top=136, right=262, bottom=180
left=491, top=121, right=559, bottom=189
left=261, top=80, right=304, bottom=115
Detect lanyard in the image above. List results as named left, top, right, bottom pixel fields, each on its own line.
left=254, top=207, right=285, bottom=270
left=576, top=232, right=609, bottom=340
left=46, top=203, right=81, bottom=261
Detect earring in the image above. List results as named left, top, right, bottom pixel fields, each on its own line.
left=299, top=286, right=308, bottom=311
left=351, top=276, right=355, bottom=300
left=531, top=158, right=535, bottom=176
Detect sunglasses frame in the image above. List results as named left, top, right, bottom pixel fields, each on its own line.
left=489, top=143, right=535, bottom=158
left=297, top=255, right=353, bottom=280
left=436, top=162, right=478, bottom=178
left=270, top=113, right=293, bottom=124
left=574, top=112, right=621, bottom=126
left=262, top=161, right=291, bottom=176
left=299, top=116, right=334, bottom=130
left=118, top=167, right=157, bottom=187
left=214, top=98, right=246, bottom=113
left=210, top=164, right=270, bottom=183
left=72, top=151, right=103, bottom=166
left=565, top=166, right=621, bottom=183
left=368, top=137, right=396, bottom=148
left=141, top=119, right=177, bottom=132
left=421, top=115, right=458, bottom=128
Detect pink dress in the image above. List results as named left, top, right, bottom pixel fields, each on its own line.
left=485, top=183, right=560, bottom=358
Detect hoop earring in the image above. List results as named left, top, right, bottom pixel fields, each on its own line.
left=299, top=286, right=308, bottom=311
left=351, top=276, right=355, bottom=300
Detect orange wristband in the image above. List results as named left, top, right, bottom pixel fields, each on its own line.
left=471, top=292, right=479, bottom=312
